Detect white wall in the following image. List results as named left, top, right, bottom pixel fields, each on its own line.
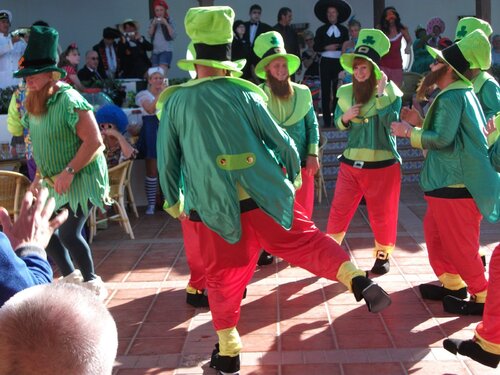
left=2, top=0, right=499, bottom=81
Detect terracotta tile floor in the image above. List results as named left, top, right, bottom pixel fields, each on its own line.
left=83, top=183, right=498, bottom=374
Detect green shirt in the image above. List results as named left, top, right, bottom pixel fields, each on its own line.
left=22, top=83, right=109, bottom=214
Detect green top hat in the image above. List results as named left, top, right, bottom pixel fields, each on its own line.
left=340, top=29, right=390, bottom=79
left=253, top=31, right=301, bottom=80
left=14, top=26, right=66, bottom=78
left=177, top=6, right=245, bottom=76
left=427, top=29, right=491, bottom=79
left=455, top=17, right=492, bottom=41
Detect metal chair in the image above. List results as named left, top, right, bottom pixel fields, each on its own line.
left=315, top=133, right=329, bottom=204
left=88, top=160, right=135, bottom=243
left=0, top=170, right=31, bottom=220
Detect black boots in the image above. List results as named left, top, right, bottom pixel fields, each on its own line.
left=444, top=338, right=500, bottom=368
left=257, top=250, right=274, bottom=266
left=351, top=276, right=391, bottom=313
left=186, top=291, right=209, bottom=308
left=442, top=295, right=484, bottom=315
left=419, top=284, right=467, bottom=301
left=210, top=343, right=240, bottom=374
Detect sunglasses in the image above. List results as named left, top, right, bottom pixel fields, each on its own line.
left=99, top=123, right=114, bottom=130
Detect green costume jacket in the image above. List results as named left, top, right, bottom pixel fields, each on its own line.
left=335, top=81, right=403, bottom=163
left=472, top=71, right=500, bottom=146
left=410, top=80, right=500, bottom=223
left=490, top=139, right=500, bottom=172
left=260, top=82, right=319, bottom=162
left=156, top=77, right=301, bottom=244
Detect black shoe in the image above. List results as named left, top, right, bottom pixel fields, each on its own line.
left=444, top=338, right=500, bottom=368
left=351, top=276, right=392, bottom=313
left=443, top=295, right=484, bottom=315
left=481, top=255, right=487, bottom=270
left=419, top=284, right=468, bottom=301
left=186, top=291, right=209, bottom=308
left=371, top=258, right=390, bottom=275
left=257, top=250, right=274, bottom=266
left=209, top=343, right=241, bottom=373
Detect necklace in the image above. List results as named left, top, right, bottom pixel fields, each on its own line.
left=354, top=100, right=376, bottom=123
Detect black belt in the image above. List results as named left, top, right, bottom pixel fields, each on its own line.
left=339, top=155, right=398, bottom=169
left=189, top=198, right=259, bottom=222
left=424, top=187, right=472, bottom=199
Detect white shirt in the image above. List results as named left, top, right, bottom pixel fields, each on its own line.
left=0, top=35, right=24, bottom=88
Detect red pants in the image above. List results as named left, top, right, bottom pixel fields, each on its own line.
left=423, top=196, right=487, bottom=295
left=327, top=162, right=401, bottom=249
left=181, top=220, right=206, bottom=291
left=195, top=203, right=350, bottom=331
left=295, top=167, right=315, bottom=219
left=476, top=244, right=500, bottom=349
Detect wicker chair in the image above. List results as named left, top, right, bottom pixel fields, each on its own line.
left=0, top=171, right=31, bottom=220
left=124, top=160, right=139, bottom=218
left=315, top=133, right=329, bottom=204
left=88, top=160, right=135, bottom=243
left=401, top=72, right=423, bottom=107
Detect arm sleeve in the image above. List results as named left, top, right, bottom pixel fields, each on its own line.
left=376, top=95, right=402, bottom=130
left=489, top=140, right=500, bottom=173
left=334, top=103, right=350, bottom=131
left=7, top=94, right=24, bottom=137
left=304, top=106, right=320, bottom=155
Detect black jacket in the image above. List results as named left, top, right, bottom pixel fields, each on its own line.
left=313, top=23, right=349, bottom=54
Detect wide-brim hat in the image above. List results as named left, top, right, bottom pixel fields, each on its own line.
left=426, top=17, right=445, bottom=35
left=314, top=0, right=352, bottom=24
left=14, top=25, right=66, bottom=78
left=119, top=19, right=139, bottom=33
left=426, top=29, right=491, bottom=81
left=103, top=27, right=121, bottom=39
left=253, top=31, right=300, bottom=80
left=177, top=6, right=246, bottom=77
left=340, top=29, right=390, bottom=79
left=455, top=17, right=493, bottom=40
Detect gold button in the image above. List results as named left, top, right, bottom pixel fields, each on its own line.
left=363, top=118, right=369, bottom=123
left=220, top=158, right=227, bottom=165
left=246, top=156, right=254, bottom=163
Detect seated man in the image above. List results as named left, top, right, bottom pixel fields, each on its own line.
left=77, top=50, right=104, bottom=87
left=0, top=188, right=68, bottom=306
left=0, top=282, right=118, bottom=375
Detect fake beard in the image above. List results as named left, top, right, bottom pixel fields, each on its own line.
left=352, top=75, right=377, bottom=105
left=266, top=73, right=293, bottom=99
left=25, top=81, right=54, bottom=116
left=416, top=64, right=448, bottom=101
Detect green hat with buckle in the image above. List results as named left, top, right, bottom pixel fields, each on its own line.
left=253, top=31, right=301, bottom=80
left=340, top=29, right=390, bottom=79
left=427, top=29, right=491, bottom=79
left=455, top=17, right=492, bottom=41
left=177, top=6, right=246, bottom=76
left=14, top=26, right=66, bottom=78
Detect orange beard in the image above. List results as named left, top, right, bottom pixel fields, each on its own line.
left=25, top=81, right=55, bottom=116
left=266, top=73, right=293, bottom=99
left=352, top=74, right=377, bottom=105
left=416, top=64, right=447, bottom=101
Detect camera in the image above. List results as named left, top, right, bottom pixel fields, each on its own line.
left=125, top=32, right=135, bottom=38
left=156, top=17, right=162, bottom=22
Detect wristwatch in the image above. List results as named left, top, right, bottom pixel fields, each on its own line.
left=65, top=166, right=75, bottom=175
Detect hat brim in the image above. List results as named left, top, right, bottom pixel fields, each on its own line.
left=340, top=53, right=382, bottom=80
left=426, top=45, right=469, bottom=83
left=13, top=65, right=67, bottom=79
left=254, top=54, right=301, bottom=80
left=314, top=0, right=352, bottom=24
left=177, top=59, right=246, bottom=78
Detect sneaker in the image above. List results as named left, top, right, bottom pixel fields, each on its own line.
left=58, top=269, right=84, bottom=284
left=82, top=276, right=108, bottom=301
left=145, top=205, right=155, bottom=215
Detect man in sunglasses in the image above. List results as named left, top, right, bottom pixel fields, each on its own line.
left=77, top=50, right=104, bottom=88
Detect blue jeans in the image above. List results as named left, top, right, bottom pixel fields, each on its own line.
left=152, top=51, right=173, bottom=67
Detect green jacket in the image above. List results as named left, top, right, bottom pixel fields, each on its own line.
left=410, top=80, right=500, bottom=223
left=473, top=71, right=500, bottom=130
left=156, top=77, right=301, bottom=244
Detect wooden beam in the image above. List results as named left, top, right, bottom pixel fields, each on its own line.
left=373, top=0, right=385, bottom=27
left=476, top=0, right=491, bottom=23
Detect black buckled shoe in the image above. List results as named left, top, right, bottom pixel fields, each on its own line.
left=351, top=276, right=392, bottom=313
left=209, top=343, right=241, bottom=374
left=186, top=290, right=209, bottom=308
left=418, top=284, right=467, bottom=301
left=442, top=295, right=484, bottom=315
left=444, top=338, right=500, bottom=368
left=370, top=251, right=390, bottom=275
left=257, top=250, right=274, bottom=266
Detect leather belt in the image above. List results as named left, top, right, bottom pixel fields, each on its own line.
left=189, top=198, right=259, bottom=222
left=339, top=155, right=398, bottom=169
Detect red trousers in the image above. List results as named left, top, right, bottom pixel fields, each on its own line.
left=476, top=244, right=500, bottom=350
left=195, top=203, right=350, bottom=331
left=327, top=162, right=401, bottom=249
left=295, top=167, right=315, bottom=219
left=423, top=196, right=487, bottom=295
left=181, top=220, right=206, bottom=291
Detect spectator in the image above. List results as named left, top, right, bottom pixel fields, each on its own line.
left=232, top=20, right=251, bottom=79
left=492, top=34, right=500, bottom=68
left=0, top=188, right=68, bottom=307
left=338, top=18, right=361, bottom=85
left=301, top=29, right=321, bottom=111
left=377, top=6, right=412, bottom=87
left=243, top=4, right=273, bottom=82
left=148, top=0, right=175, bottom=76
left=15, top=26, right=110, bottom=300
left=273, top=7, right=300, bottom=59
left=135, top=66, right=167, bottom=215
left=0, top=9, right=25, bottom=88
left=58, top=43, right=85, bottom=91
left=313, top=0, right=350, bottom=127
left=426, top=17, right=445, bottom=49
left=93, top=27, right=121, bottom=79
left=410, top=25, right=433, bottom=74
left=0, top=282, right=118, bottom=375
left=117, top=19, right=152, bottom=79
left=77, top=50, right=104, bottom=87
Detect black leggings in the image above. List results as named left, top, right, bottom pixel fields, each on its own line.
left=46, top=204, right=96, bottom=282
left=319, top=56, right=342, bottom=128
